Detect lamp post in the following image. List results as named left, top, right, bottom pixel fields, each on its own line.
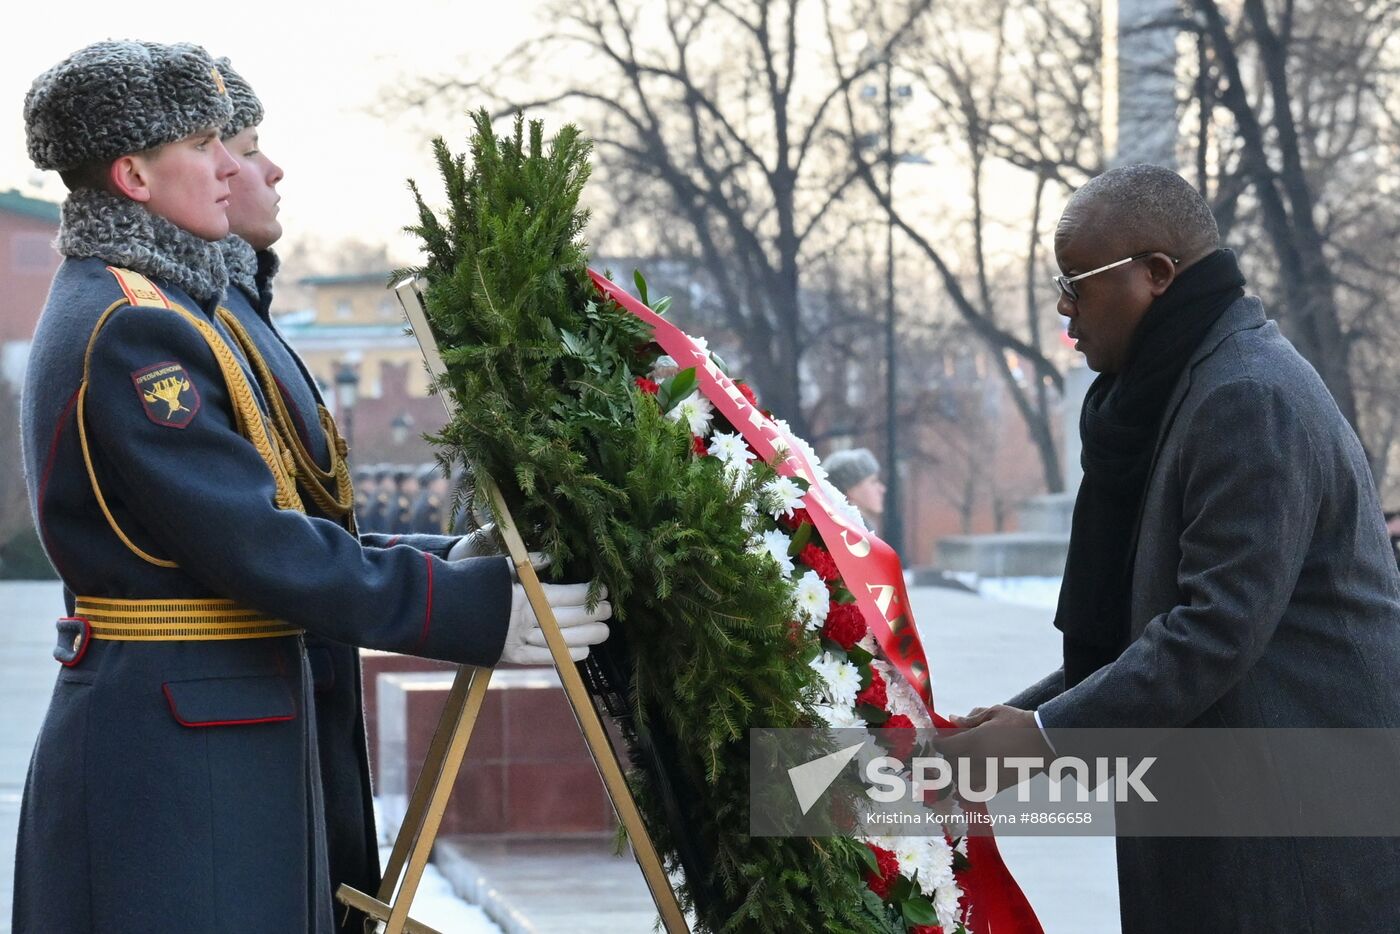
left=334, top=359, right=360, bottom=451
left=391, top=412, right=414, bottom=447
left=862, top=55, right=915, bottom=561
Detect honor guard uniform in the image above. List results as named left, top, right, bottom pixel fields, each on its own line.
left=14, top=42, right=513, bottom=934
left=353, top=464, right=374, bottom=521
left=366, top=465, right=396, bottom=534
left=211, top=57, right=473, bottom=911
left=393, top=465, right=416, bottom=533
left=410, top=464, right=447, bottom=534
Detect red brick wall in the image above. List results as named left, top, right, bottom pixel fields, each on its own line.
left=0, top=210, right=61, bottom=345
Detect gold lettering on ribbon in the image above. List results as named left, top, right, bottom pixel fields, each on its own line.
left=841, top=527, right=873, bottom=558
left=866, top=582, right=895, bottom=618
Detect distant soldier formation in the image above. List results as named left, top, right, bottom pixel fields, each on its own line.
left=353, top=464, right=472, bottom=535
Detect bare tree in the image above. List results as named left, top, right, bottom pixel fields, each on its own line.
left=831, top=0, right=1103, bottom=492
left=1192, top=0, right=1400, bottom=449
left=394, top=0, right=950, bottom=433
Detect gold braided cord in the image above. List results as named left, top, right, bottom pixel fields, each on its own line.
left=77, top=289, right=306, bottom=569
left=158, top=303, right=304, bottom=514
left=78, top=300, right=178, bottom=568
left=215, top=307, right=356, bottom=520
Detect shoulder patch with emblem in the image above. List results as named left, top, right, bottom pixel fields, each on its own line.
left=132, top=361, right=200, bottom=428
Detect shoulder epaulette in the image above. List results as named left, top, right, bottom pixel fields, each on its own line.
left=105, top=266, right=172, bottom=310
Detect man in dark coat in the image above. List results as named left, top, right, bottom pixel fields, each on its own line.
left=15, top=41, right=611, bottom=934
left=951, top=164, right=1400, bottom=931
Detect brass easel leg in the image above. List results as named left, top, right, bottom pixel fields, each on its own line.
left=384, top=665, right=492, bottom=933
left=389, top=278, right=690, bottom=932
left=377, top=665, right=482, bottom=902
left=492, top=483, right=690, bottom=934
left=336, top=665, right=490, bottom=934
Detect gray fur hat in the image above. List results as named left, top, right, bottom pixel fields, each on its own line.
left=824, top=447, right=881, bottom=493
left=24, top=40, right=233, bottom=172
left=214, top=57, right=263, bottom=137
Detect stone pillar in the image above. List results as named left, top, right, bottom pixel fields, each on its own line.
left=1102, top=0, right=1181, bottom=168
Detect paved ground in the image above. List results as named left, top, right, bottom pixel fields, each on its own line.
left=911, top=584, right=1120, bottom=934
left=2, top=580, right=1118, bottom=932
left=0, top=582, right=63, bottom=934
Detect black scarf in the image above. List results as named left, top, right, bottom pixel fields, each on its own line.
left=1054, top=249, right=1246, bottom=688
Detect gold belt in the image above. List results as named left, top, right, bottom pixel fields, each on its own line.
left=74, top=597, right=304, bottom=641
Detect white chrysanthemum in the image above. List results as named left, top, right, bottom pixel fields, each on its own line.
left=788, top=434, right=828, bottom=480
left=708, top=430, right=755, bottom=468
left=825, top=656, right=861, bottom=707
left=815, top=703, right=864, bottom=729
left=810, top=652, right=860, bottom=708
left=891, top=837, right=929, bottom=882
left=751, top=528, right=795, bottom=575
left=793, top=570, right=830, bottom=628
left=651, top=355, right=680, bottom=380
left=934, top=882, right=964, bottom=929
left=918, top=837, right=957, bottom=891
left=820, top=478, right=867, bottom=530
left=763, top=476, right=806, bottom=520
left=667, top=393, right=714, bottom=436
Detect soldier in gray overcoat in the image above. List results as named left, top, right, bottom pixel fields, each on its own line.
left=14, top=40, right=610, bottom=934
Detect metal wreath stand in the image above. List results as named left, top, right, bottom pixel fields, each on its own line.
left=332, top=278, right=689, bottom=934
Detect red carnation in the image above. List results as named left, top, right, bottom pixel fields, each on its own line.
left=856, top=669, right=888, bottom=711
left=635, top=376, right=660, bottom=395
left=910, top=927, right=945, bottom=934
left=692, top=435, right=708, bottom=456
left=799, top=543, right=839, bottom=581
left=781, top=507, right=813, bottom=531
left=821, top=602, right=867, bottom=650
left=883, top=713, right=917, bottom=760
left=864, top=842, right=900, bottom=900
left=737, top=381, right=759, bottom=407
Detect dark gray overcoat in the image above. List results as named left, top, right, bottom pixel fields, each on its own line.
left=1011, top=296, right=1400, bottom=932
left=14, top=256, right=510, bottom=933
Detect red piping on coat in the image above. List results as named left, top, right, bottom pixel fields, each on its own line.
left=416, top=553, right=434, bottom=651
left=161, top=682, right=296, bottom=728
left=36, top=388, right=82, bottom=579
left=58, top=617, right=91, bottom=668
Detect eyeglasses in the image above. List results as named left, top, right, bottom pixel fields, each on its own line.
left=1053, top=252, right=1179, bottom=303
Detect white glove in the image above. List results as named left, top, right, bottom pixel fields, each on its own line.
left=500, top=555, right=612, bottom=665
left=447, top=524, right=499, bottom=560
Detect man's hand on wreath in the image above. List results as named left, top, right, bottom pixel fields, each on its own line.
left=936, top=705, right=1053, bottom=794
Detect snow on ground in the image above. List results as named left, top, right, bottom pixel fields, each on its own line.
left=373, top=847, right=503, bottom=934
left=373, top=799, right=503, bottom=934
left=971, top=576, right=1062, bottom=611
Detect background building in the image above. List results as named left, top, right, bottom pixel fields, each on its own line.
left=278, top=271, right=448, bottom=465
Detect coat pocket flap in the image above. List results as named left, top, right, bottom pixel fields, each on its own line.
left=162, top=675, right=296, bottom=727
